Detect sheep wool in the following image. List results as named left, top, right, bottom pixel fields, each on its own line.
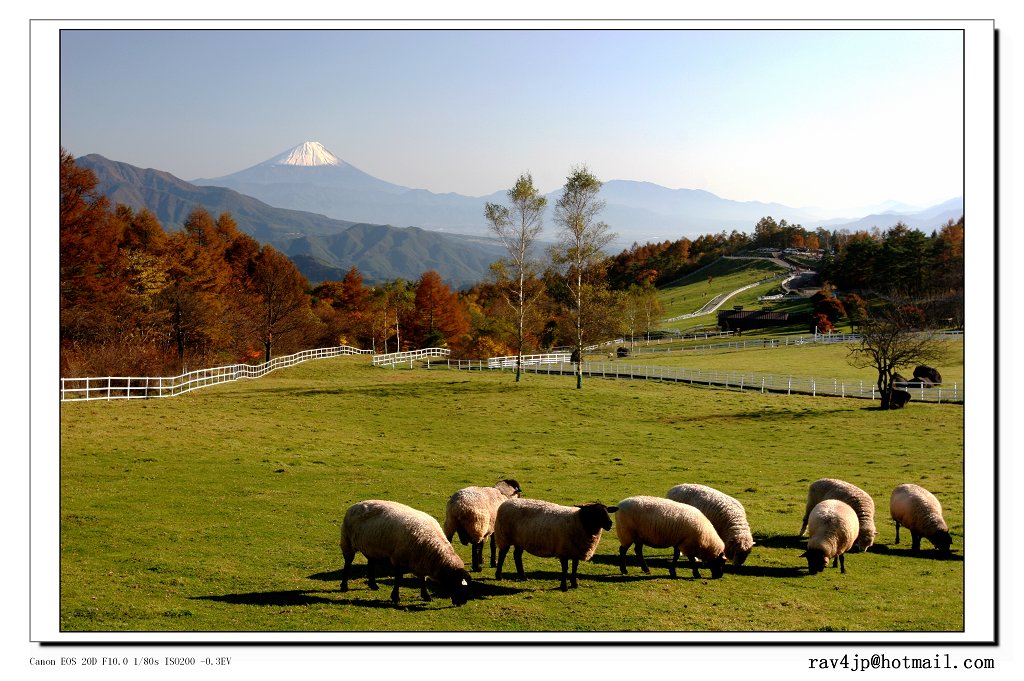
left=616, top=495, right=726, bottom=579
left=340, top=499, right=472, bottom=606
left=802, top=499, right=859, bottom=574
left=494, top=497, right=617, bottom=591
left=443, top=479, right=522, bottom=571
left=799, top=478, right=877, bottom=551
left=890, top=483, right=952, bottom=554
left=666, top=483, right=755, bottom=566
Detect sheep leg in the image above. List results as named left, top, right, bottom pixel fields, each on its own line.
left=838, top=553, right=846, bottom=574
left=513, top=547, right=526, bottom=581
left=670, top=547, right=680, bottom=579
left=470, top=543, right=483, bottom=573
left=911, top=531, right=922, bottom=553
left=489, top=535, right=497, bottom=568
left=366, top=558, right=379, bottom=590
left=340, top=551, right=355, bottom=592
left=570, top=558, right=580, bottom=589
left=831, top=556, right=838, bottom=568
left=558, top=557, right=569, bottom=591
left=419, top=575, right=431, bottom=602
left=634, top=543, right=651, bottom=574
left=618, top=545, right=629, bottom=574
left=688, top=553, right=701, bottom=579
left=390, top=570, right=402, bottom=604
left=894, top=521, right=901, bottom=544
left=495, top=546, right=510, bottom=580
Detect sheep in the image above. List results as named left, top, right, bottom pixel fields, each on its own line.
left=443, top=479, right=522, bottom=572
left=799, top=478, right=877, bottom=552
left=615, top=495, right=727, bottom=579
left=340, top=499, right=472, bottom=606
left=666, top=483, right=756, bottom=566
left=801, top=499, right=860, bottom=574
left=493, top=497, right=618, bottom=591
left=890, top=483, right=953, bottom=554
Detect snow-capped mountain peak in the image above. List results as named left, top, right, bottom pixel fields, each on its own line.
left=266, top=141, right=342, bottom=167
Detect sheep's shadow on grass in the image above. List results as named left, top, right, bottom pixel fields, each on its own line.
left=309, top=568, right=530, bottom=602
left=868, top=544, right=964, bottom=562
left=591, top=548, right=809, bottom=579
left=192, top=589, right=338, bottom=607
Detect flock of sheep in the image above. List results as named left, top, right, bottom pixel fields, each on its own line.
left=338, top=478, right=954, bottom=607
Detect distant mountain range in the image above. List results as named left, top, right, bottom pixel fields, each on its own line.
left=193, top=141, right=963, bottom=244
left=76, top=141, right=964, bottom=287
left=76, top=153, right=505, bottom=287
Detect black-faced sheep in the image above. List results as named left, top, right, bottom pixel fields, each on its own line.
left=493, top=498, right=618, bottom=591
left=666, top=483, right=755, bottom=566
left=890, top=483, right=953, bottom=554
left=340, top=499, right=472, bottom=606
left=615, top=495, right=726, bottom=579
left=799, top=478, right=877, bottom=552
left=801, top=498, right=859, bottom=574
left=443, top=479, right=522, bottom=572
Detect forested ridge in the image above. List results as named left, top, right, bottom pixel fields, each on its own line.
left=60, top=149, right=964, bottom=378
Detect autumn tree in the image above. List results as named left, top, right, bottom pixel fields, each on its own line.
left=409, top=270, right=470, bottom=349
left=249, top=245, right=319, bottom=362
left=551, top=165, right=615, bottom=389
left=847, top=305, right=946, bottom=409
left=60, top=147, right=122, bottom=351
left=484, top=173, right=547, bottom=380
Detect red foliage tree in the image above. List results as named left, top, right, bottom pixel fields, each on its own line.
left=409, top=270, right=470, bottom=349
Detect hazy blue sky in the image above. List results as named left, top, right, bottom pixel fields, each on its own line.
left=60, top=28, right=964, bottom=215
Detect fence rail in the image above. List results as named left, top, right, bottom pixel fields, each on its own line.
left=447, top=359, right=963, bottom=404
left=60, top=346, right=371, bottom=402
left=371, top=347, right=451, bottom=367
left=486, top=352, right=572, bottom=368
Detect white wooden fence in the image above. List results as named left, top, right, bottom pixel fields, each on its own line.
left=448, top=359, right=963, bottom=404
left=371, top=347, right=451, bottom=367
left=486, top=352, right=572, bottom=368
left=60, top=345, right=371, bottom=402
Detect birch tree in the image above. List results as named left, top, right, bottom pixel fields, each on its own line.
left=551, top=165, right=615, bottom=389
left=484, top=173, right=546, bottom=381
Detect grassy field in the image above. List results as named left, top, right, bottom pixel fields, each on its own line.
left=618, top=338, right=965, bottom=387
left=59, top=354, right=965, bottom=634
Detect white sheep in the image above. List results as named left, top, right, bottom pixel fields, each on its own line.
left=890, top=483, right=953, bottom=554
left=801, top=498, right=859, bottom=574
left=616, top=495, right=727, bottom=579
left=443, top=479, right=522, bottom=572
left=799, top=478, right=877, bottom=551
left=340, top=499, right=472, bottom=606
left=493, top=497, right=618, bottom=591
left=666, top=483, right=756, bottom=566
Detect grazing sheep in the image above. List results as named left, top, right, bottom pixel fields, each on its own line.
left=443, top=479, right=522, bottom=572
left=616, top=495, right=726, bottom=579
left=890, top=483, right=953, bottom=554
left=494, top=498, right=618, bottom=591
left=799, top=478, right=877, bottom=551
left=666, top=483, right=755, bottom=566
left=802, top=499, right=859, bottom=574
left=340, top=499, right=472, bottom=606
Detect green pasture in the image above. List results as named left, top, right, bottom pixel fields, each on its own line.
left=60, top=355, right=965, bottom=634
left=617, top=338, right=965, bottom=388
